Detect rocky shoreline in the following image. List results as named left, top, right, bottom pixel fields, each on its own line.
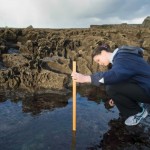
left=0, top=17, right=150, bottom=94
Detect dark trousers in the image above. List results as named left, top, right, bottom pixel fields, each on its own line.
left=106, top=82, right=150, bottom=118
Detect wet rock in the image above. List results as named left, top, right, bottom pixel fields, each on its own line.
left=98, top=117, right=150, bottom=150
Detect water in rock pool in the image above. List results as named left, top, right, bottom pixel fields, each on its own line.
left=0, top=89, right=150, bottom=150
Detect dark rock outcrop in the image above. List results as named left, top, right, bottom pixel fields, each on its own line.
left=0, top=18, right=150, bottom=93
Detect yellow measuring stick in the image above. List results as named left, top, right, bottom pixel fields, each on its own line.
left=72, top=61, right=76, bottom=131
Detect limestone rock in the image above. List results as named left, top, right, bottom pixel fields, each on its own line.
left=142, top=16, right=150, bottom=27
left=42, top=56, right=72, bottom=74
left=2, top=53, right=29, bottom=68
left=77, top=57, right=92, bottom=75
left=3, top=29, right=17, bottom=42
left=0, top=22, right=150, bottom=93
left=37, top=70, right=67, bottom=90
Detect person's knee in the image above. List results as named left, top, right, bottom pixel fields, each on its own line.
left=106, top=85, right=118, bottom=97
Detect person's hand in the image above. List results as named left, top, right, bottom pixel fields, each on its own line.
left=71, top=72, right=91, bottom=83
left=108, top=99, right=115, bottom=106
left=104, top=99, right=115, bottom=110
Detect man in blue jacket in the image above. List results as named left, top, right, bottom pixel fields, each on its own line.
left=71, top=44, right=150, bottom=126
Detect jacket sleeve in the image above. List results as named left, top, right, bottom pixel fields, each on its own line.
left=90, top=58, right=135, bottom=86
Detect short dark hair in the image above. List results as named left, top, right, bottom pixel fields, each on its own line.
left=92, top=44, right=111, bottom=59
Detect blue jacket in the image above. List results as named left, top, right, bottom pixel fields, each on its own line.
left=91, top=48, right=150, bottom=96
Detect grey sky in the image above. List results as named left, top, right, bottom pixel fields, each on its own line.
left=0, top=0, right=149, bottom=28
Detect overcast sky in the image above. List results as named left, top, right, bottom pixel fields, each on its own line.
left=0, top=0, right=149, bottom=28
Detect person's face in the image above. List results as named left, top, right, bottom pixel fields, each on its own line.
left=93, top=50, right=110, bottom=66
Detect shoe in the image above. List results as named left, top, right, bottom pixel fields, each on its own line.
left=125, top=108, right=148, bottom=126
left=139, top=102, right=144, bottom=108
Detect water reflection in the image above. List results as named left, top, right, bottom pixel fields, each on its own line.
left=71, top=131, right=76, bottom=150
left=0, top=87, right=149, bottom=150
left=22, top=93, right=70, bottom=115
left=78, top=85, right=109, bottom=104
left=7, top=48, right=20, bottom=54
left=0, top=87, right=118, bottom=150
left=0, top=91, right=6, bottom=103
left=0, top=90, right=70, bottom=115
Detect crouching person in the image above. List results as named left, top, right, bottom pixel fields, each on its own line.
left=71, top=44, right=150, bottom=126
